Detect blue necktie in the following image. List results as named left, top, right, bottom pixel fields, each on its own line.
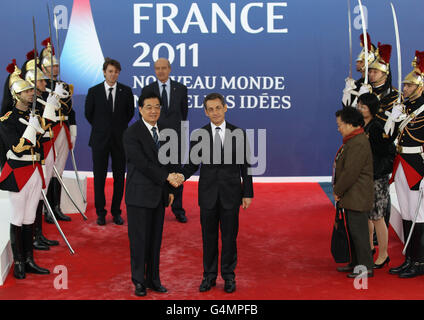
left=161, top=84, right=168, bottom=112
left=152, top=127, right=160, bottom=150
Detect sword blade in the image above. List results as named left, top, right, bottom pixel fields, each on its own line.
left=348, top=0, right=353, bottom=78
left=52, top=2, right=61, bottom=82
left=53, top=165, right=88, bottom=220
left=358, top=0, right=368, bottom=84
left=41, top=189, right=75, bottom=254
left=32, top=17, right=38, bottom=116
left=71, top=149, right=87, bottom=203
left=391, top=2, right=402, bottom=103
left=47, top=4, right=54, bottom=88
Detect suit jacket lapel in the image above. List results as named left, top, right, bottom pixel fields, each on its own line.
left=114, top=83, right=122, bottom=113
left=139, top=119, right=159, bottom=155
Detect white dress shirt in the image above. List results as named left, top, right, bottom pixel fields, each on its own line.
left=142, top=117, right=160, bottom=140
left=158, top=79, right=171, bottom=108
left=211, top=120, right=226, bottom=146
left=104, top=81, right=117, bottom=111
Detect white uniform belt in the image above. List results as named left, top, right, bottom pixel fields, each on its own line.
left=56, top=115, right=68, bottom=121
left=396, top=145, right=424, bottom=154
left=6, top=150, right=40, bottom=162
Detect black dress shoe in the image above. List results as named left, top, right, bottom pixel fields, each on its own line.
left=336, top=264, right=354, bottom=273
left=24, top=258, right=50, bottom=275
left=113, top=216, right=124, bottom=225
left=147, top=284, right=168, bottom=293
left=347, top=270, right=374, bottom=278
left=389, top=257, right=411, bottom=275
left=224, top=279, right=236, bottom=293
left=399, top=262, right=424, bottom=278
left=135, top=283, right=147, bottom=297
left=97, top=217, right=106, bottom=226
left=199, top=278, right=216, bottom=292
left=175, top=214, right=187, bottom=223
left=39, top=234, right=59, bottom=246
left=33, top=238, right=50, bottom=251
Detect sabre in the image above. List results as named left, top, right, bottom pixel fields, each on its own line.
left=41, top=189, right=75, bottom=254
left=52, top=3, right=61, bottom=82
left=31, top=17, right=38, bottom=116
left=53, top=164, right=88, bottom=220
left=71, top=149, right=87, bottom=203
left=347, top=0, right=353, bottom=78
left=358, top=0, right=369, bottom=84
left=391, top=2, right=402, bottom=104
left=402, top=188, right=423, bottom=255
left=47, top=4, right=54, bottom=89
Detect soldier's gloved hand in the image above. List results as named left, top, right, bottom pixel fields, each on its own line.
left=342, top=77, right=357, bottom=106
left=53, top=82, right=70, bottom=99
left=384, top=104, right=405, bottom=136
left=358, top=83, right=371, bottom=96
left=42, top=93, right=61, bottom=122
left=390, top=103, right=405, bottom=120
left=20, top=115, right=43, bottom=146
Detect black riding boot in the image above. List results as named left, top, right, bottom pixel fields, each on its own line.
left=45, top=177, right=71, bottom=223
left=34, top=200, right=59, bottom=247
left=389, top=220, right=412, bottom=274
left=22, top=224, right=50, bottom=275
left=10, top=224, right=25, bottom=279
left=399, top=223, right=424, bottom=278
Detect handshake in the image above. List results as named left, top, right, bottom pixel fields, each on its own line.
left=167, top=173, right=185, bottom=188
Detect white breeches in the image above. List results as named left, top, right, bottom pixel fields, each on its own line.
left=54, top=126, right=69, bottom=175
left=9, top=169, right=42, bottom=226
left=40, top=147, right=55, bottom=200
left=394, top=162, right=424, bottom=223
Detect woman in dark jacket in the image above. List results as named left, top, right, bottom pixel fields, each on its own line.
left=334, top=107, right=374, bottom=278
left=358, top=93, right=395, bottom=269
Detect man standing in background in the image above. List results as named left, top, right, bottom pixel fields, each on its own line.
left=141, top=58, right=189, bottom=223
left=85, top=58, right=134, bottom=226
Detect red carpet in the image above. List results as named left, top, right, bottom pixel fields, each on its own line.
left=0, top=179, right=421, bottom=300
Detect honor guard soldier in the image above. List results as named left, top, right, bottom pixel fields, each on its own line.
left=39, top=37, right=76, bottom=223
left=367, top=43, right=399, bottom=126
left=21, top=50, right=60, bottom=250
left=0, top=60, right=50, bottom=279
left=342, top=33, right=376, bottom=108
left=385, top=51, right=424, bottom=278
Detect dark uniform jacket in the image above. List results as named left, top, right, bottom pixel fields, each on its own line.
left=390, top=95, right=424, bottom=190
left=373, top=83, right=399, bottom=127
left=0, top=107, right=44, bottom=192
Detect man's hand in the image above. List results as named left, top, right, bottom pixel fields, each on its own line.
left=358, top=83, right=371, bottom=96
left=167, top=173, right=184, bottom=187
left=168, top=193, right=174, bottom=206
left=342, top=77, right=356, bottom=106
left=242, top=198, right=252, bottom=209
left=384, top=103, right=405, bottom=135
left=333, top=193, right=341, bottom=202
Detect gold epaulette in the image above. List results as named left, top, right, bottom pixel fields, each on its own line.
left=0, top=111, right=12, bottom=122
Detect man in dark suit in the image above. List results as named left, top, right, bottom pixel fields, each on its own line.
left=141, top=58, right=188, bottom=223
left=123, top=91, right=181, bottom=297
left=180, top=92, right=254, bottom=293
left=85, top=58, right=134, bottom=226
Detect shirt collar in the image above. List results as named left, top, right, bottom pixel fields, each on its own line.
left=158, top=78, right=171, bottom=88
left=211, top=120, right=226, bottom=132
left=104, top=81, right=117, bottom=91
left=142, top=117, right=159, bottom=133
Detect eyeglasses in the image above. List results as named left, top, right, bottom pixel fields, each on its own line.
left=143, top=105, right=161, bottom=112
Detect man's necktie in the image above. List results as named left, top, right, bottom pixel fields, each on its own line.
left=152, top=127, right=160, bottom=150
left=213, top=127, right=222, bottom=164
left=108, top=87, right=113, bottom=111
left=161, top=84, right=168, bottom=112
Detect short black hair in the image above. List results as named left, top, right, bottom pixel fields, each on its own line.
left=138, top=91, right=162, bottom=107
left=335, top=106, right=364, bottom=127
left=203, top=92, right=225, bottom=109
left=358, top=93, right=380, bottom=117
left=103, top=57, right=121, bottom=72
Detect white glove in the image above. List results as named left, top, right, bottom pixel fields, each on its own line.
left=53, top=82, right=70, bottom=99
left=21, top=115, right=44, bottom=146
left=41, top=94, right=61, bottom=122
left=420, top=179, right=424, bottom=191
left=384, top=104, right=405, bottom=136
left=358, top=83, right=371, bottom=96
left=342, top=78, right=357, bottom=106
left=70, top=125, right=77, bottom=150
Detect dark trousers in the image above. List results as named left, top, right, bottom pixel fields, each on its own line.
left=127, top=204, right=165, bottom=287
left=345, top=209, right=374, bottom=270
left=171, top=185, right=185, bottom=216
left=200, top=201, right=239, bottom=281
left=91, top=138, right=126, bottom=217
